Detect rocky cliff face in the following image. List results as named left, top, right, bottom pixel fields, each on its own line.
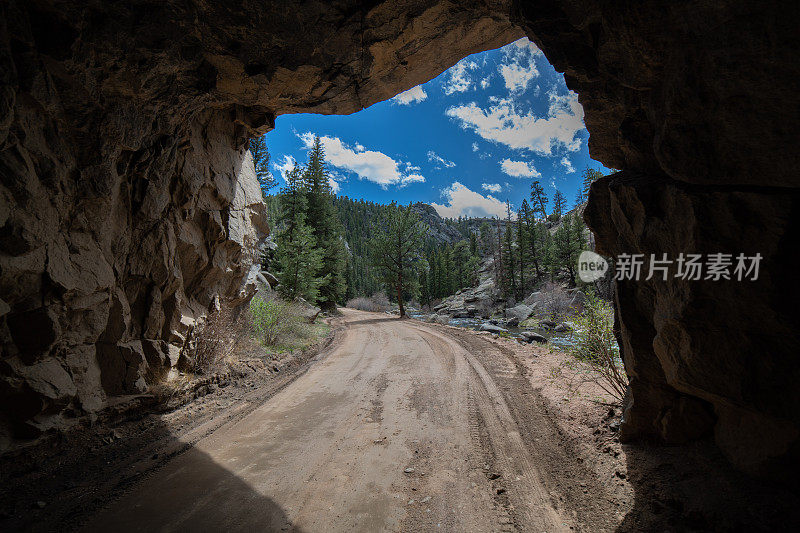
left=410, top=203, right=464, bottom=245
left=0, top=105, right=268, bottom=440
left=586, top=172, right=800, bottom=478
left=1, top=0, right=798, bottom=477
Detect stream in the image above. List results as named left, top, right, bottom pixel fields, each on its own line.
left=409, top=313, right=577, bottom=349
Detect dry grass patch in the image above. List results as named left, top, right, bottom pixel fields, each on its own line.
left=346, top=292, right=390, bottom=312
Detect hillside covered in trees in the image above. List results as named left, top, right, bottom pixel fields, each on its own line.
left=255, top=135, right=604, bottom=312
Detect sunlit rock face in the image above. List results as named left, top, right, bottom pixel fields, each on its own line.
left=1, top=0, right=798, bottom=477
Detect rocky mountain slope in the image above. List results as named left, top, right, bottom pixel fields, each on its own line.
left=409, top=203, right=465, bottom=245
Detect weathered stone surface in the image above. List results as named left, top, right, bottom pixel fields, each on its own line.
left=410, top=203, right=463, bottom=245
left=0, top=0, right=796, bottom=480
left=430, top=314, right=450, bottom=325
left=479, top=323, right=508, bottom=334
left=585, top=171, right=800, bottom=478
left=505, top=304, right=533, bottom=322
left=520, top=331, right=547, bottom=344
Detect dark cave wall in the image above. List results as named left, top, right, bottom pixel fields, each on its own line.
left=1, top=0, right=799, bottom=477
left=515, top=0, right=800, bottom=477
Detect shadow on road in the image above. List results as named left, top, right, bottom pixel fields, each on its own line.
left=345, top=316, right=403, bottom=327
left=84, top=444, right=306, bottom=532
left=1, top=405, right=305, bottom=532
left=616, top=439, right=800, bottom=531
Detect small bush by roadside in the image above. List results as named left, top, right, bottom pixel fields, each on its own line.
left=537, top=281, right=574, bottom=320
left=566, top=292, right=627, bottom=403
left=346, top=292, right=390, bottom=312
left=187, top=306, right=249, bottom=375
left=250, top=292, right=325, bottom=353
left=177, top=291, right=328, bottom=380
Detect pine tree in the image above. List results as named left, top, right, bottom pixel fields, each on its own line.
left=552, top=190, right=567, bottom=220
left=530, top=180, right=549, bottom=219
left=419, top=267, right=432, bottom=310
left=518, top=199, right=542, bottom=279
left=443, top=246, right=455, bottom=295
left=516, top=210, right=527, bottom=295
left=453, top=241, right=469, bottom=289
left=369, top=203, right=426, bottom=317
left=578, top=167, right=604, bottom=204
left=502, top=202, right=517, bottom=298
left=303, top=136, right=347, bottom=309
left=550, top=213, right=586, bottom=286
left=248, top=135, right=277, bottom=195
left=479, top=222, right=492, bottom=256
left=494, top=217, right=504, bottom=289
left=274, top=165, right=324, bottom=301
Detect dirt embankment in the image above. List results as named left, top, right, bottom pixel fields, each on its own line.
left=0, top=318, right=344, bottom=531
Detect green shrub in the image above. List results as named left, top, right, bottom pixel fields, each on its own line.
left=568, top=292, right=628, bottom=402
left=250, top=295, right=298, bottom=346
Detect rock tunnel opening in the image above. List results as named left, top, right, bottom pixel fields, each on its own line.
left=1, top=0, right=798, bottom=494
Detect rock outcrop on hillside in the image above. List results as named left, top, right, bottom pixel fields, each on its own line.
left=1, top=0, right=798, bottom=478
left=410, top=203, right=464, bottom=245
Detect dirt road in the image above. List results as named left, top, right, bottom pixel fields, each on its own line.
left=83, top=309, right=611, bottom=532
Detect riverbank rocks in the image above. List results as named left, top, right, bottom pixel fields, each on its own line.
left=430, top=314, right=450, bottom=325
left=505, top=304, right=534, bottom=322
left=479, top=323, right=508, bottom=334
left=520, top=331, right=547, bottom=344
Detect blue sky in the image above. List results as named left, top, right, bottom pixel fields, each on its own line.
left=266, top=38, right=611, bottom=219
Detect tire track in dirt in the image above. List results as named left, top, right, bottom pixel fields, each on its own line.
left=405, top=321, right=568, bottom=532
left=430, top=324, right=621, bottom=532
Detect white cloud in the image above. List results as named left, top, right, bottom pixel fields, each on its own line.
left=482, top=183, right=502, bottom=193
left=442, top=59, right=479, bottom=95
left=560, top=157, right=575, bottom=173
left=402, top=174, right=426, bottom=185
left=500, top=158, right=541, bottom=178
left=445, top=90, right=585, bottom=156
left=471, top=142, right=479, bottom=152
left=499, top=63, right=539, bottom=93
left=328, top=176, right=341, bottom=194
left=299, top=132, right=424, bottom=189
left=272, top=155, right=297, bottom=182
left=431, top=182, right=512, bottom=219
left=480, top=76, right=492, bottom=90
left=392, top=85, right=427, bottom=105
left=498, top=37, right=542, bottom=93
left=427, top=150, right=456, bottom=168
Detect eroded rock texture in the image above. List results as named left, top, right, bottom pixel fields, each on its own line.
left=0, top=0, right=797, bottom=477
left=537, top=0, right=800, bottom=478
